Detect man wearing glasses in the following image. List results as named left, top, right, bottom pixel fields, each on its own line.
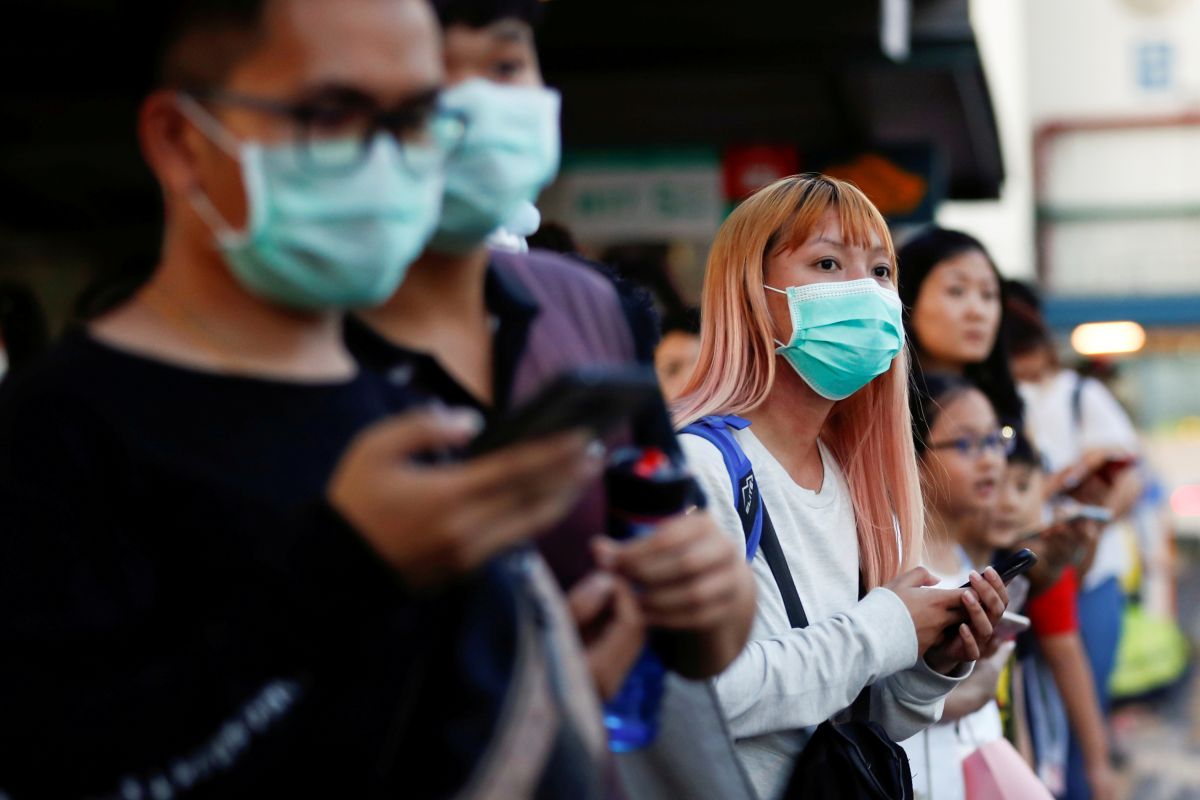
left=0, top=0, right=610, bottom=797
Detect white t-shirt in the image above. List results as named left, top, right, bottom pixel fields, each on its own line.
left=1019, top=370, right=1140, bottom=590
left=681, top=426, right=968, bottom=800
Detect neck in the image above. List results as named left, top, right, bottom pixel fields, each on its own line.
left=918, top=352, right=964, bottom=377
left=358, top=246, right=491, bottom=347
left=925, top=503, right=990, bottom=570
left=96, top=225, right=353, bottom=381
left=743, top=362, right=834, bottom=490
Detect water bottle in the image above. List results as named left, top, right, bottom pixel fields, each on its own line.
left=602, top=446, right=697, bottom=752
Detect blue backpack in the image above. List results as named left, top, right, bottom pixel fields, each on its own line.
left=680, top=415, right=766, bottom=561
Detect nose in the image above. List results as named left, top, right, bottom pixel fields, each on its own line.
left=978, top=447, right=1006, bottom=474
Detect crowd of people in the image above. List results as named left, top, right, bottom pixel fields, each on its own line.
left=0, top=1, right=1152, bottom=799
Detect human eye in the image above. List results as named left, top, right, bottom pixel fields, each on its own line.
left=815, top=258, right=839, bottom=272
left=873, top=264, right=892, bottom=280
left=381, top=100, right=440, bottom=144
left=492, top=58, right=531, bottom=80
left=946, top=285, right=966, bottom=298
left=953, top=438, right=973, bottom=457
left=297, top=88, right=376, bottom=139
left=303, top=103, right=369, bottom=139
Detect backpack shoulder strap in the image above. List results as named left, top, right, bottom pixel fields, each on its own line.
left=756, top=505, right=810, bottom=629
left=1071, top=372, right=1087, bottom=430
left=678, top=415, right=810, bottom=629
left=680, top=415, right=764, bottom=561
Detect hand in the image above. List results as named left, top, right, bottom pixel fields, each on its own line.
left=591, top=512, right=755, bottom=632
left=925, top=567, right=1010, bottom=674
left=567, top=571, right=646, bottom=700
left=1030, top=517, right=1098, bottom=574
left=883, top=567, right=968, bottom=656
left=328, top=408, right=603, bottom=587
left=1086, top=760, right=1118, bottom=800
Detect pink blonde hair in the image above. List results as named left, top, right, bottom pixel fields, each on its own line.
left=673, top=174, right=922, bottom=589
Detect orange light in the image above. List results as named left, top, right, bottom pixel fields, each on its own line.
left=1070, top=321, right=1146, bottom=356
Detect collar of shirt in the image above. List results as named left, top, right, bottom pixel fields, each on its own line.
left=344, top=261, right=540, bottom=416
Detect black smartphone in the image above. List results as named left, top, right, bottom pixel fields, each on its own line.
left=465, top=365, right=662, bottom=457
left=960, top=548, right=1038, bottom=589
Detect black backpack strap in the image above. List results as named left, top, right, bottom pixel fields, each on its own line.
left=756, top=504, right=809, bottom=629
left=760, top=505, right=873, bottom=720
left=1071, top=372, right=1086, bottom=430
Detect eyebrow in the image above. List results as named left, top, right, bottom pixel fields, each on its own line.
left=813, top=236, right=889, bottom=255
left=490, top=20, right=532, bottom=44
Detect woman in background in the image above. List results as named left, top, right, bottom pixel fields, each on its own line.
left=897, top=227, right=1022, bottom=427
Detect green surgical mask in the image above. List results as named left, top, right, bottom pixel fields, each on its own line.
left=178, top=95, right=446, bottom=310
left=429, top=79, right=561, bottom=254
left=765, top=278, right=905, bottom=400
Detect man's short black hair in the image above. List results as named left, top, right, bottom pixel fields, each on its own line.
left=155, top=0, right=270, bottom=89
left=429, top=0, right=542, bottom=29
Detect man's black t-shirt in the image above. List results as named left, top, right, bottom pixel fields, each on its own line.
left=0, top=331, right=518, bottom=798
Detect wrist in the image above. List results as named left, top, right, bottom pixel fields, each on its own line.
left=924, top=651, right=960, bottom=675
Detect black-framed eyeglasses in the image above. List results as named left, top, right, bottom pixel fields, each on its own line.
left=927, top=430, right=1016, bottom=459
left=182, top=88, right=468, bottom=177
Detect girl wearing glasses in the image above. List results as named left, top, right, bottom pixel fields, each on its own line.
left=673, top=175, right=1009, bottom=800
left=906, top=373, right=1020, bottom=800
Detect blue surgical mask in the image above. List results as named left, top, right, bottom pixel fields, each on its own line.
left=429, top=79, right=561, bottom=254
left=765, top=278, right=905, bottom=400
left=177, top=95, right=447, bottom=310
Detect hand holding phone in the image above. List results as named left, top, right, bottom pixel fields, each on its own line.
left=959, top=548, right=1038, bottom=589
left=466, top=366, right=662, bottom=456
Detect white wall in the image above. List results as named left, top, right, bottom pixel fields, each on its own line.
left=936, top=0, right=1036, bottom=279
left=1026, top=0, right=1200, bottom=122
left=938, top=0, right=1200, bottom=288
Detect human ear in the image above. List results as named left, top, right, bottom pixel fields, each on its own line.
left=138, top=90, right=204, bottom=199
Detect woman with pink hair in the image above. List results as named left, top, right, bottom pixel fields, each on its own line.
left=675, top=174, right=1009, bottom=799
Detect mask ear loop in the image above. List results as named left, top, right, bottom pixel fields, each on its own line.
left=763, top=284, right=790, bottom=348
left=174, top=93, right=251, bottom=242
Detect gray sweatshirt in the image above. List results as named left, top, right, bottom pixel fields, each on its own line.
left=681, top=428, right=969, bottom=800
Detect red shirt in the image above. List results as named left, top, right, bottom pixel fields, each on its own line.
left=1028, top=565, right=1079, bottom=637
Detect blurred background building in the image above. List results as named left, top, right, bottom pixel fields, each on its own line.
left=0, top=0, right=1198, bottom=533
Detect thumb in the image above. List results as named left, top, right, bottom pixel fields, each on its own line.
left=358, top=406, right=484, bottom=459
left=895, top=566, right=940, bottom=589
left=567, top=571, right=616, bottom=625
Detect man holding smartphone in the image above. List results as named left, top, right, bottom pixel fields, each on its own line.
left=348, top=0, right=756, bottom=688
left=0, top=1, right=612, bottom=796
left=346, top=1, right=758, bottom=796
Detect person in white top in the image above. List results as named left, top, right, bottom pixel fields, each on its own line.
left=672, top=174, right=1010, bottom=800
left=904, top=373, right=1022, bottom=800
left=1006, top=292, right=1141, bottom=800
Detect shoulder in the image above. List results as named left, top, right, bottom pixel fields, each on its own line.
left=0, top=332, right=123, bottom=479
left=0, top=331, right=101, bottom=416
left=1080, top=387, right=1138, bottom=449
left=492, top=248, right=638, bottom=364
left=491, top=247, right=625, bottom=306
left=679, top=428, right=730, bottom=472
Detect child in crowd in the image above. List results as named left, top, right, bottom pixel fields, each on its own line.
left=992, top=430, right=1116, bottom=800
left=907, top=374, right=1015, bottom=800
